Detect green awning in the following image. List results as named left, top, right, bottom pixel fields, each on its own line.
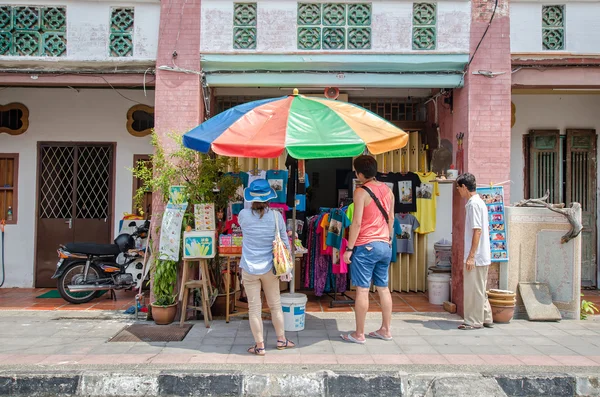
left=201, top=54, right=468, bottom=88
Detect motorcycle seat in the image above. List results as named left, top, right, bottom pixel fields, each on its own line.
left=64, top=242, right=121, bottom=256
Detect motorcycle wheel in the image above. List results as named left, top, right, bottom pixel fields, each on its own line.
left=57, top=261, right=102, bottom=304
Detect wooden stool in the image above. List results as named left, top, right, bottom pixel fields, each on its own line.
left=179, top=259, right=213, bottom=328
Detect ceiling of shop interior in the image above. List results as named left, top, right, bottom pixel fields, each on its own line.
left=212, top=87, right=433, bottom=99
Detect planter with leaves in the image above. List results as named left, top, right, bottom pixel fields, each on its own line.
left=150, top=258, right=179, bottom=324
left=132, top=132, right=242, bottom=315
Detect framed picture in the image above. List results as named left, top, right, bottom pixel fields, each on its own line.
left=183, top=231, right=216, bottom=259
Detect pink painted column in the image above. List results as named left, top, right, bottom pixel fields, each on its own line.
left=150, top=0, right=203, bottom=312
left=451, top=0, right=512, bottom=317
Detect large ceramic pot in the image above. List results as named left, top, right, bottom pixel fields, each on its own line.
left=211, top=291, right=237, bottom=317
left=151, top=302, right=178, bottom=325
left=490, top=303, right=515, bottom=323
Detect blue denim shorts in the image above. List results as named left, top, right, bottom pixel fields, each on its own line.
left=350, top=241, right=392, bottom=288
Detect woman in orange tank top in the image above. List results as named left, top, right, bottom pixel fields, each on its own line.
left=341, top=156, right=395, bottom=345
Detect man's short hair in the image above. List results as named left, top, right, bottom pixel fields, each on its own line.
left=353, top=155, right=378, bottom=179
left=456, top=172, right=477, bottom=192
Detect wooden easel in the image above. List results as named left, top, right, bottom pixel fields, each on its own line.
left=179, top=259, right=212, bottom=328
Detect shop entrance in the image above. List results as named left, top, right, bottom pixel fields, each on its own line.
left=35, top=143, right=114, bottom=288
left=305, top=158, right=353, bottom=214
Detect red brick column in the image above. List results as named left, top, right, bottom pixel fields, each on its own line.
left=150, top=0, right=203, bottom=311
left=451, top=0, right=511, bottom=317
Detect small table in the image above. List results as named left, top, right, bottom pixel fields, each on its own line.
left=219, top=252, right=306, bottom=323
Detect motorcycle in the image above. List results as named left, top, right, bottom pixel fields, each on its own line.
left=52, top=220, right=150, bottom=304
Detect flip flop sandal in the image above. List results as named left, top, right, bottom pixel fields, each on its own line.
left=340, top=333, right=366, bottom=344
left=458, top=324, right=482, bottom=330
left=368, top=331, right=393, bottom=341
left=248, top=345, right=266, bottom=356
left=276, top=339, right=296, bottom=350
left=483, top=323, right=494, bottom=328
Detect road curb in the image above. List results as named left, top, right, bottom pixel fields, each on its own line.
left=1, top=370, right=599, bottom=396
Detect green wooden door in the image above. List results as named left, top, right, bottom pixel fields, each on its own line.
left=566, top=129, right=597, bottom=287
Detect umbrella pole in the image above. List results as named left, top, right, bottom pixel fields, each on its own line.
left=290, top=206, right=296, bottom=294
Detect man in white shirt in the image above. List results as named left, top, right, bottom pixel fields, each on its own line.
left=456, top=173, right=493, bottom=330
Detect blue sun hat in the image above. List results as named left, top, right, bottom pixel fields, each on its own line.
left=244, top=179, right=277, bottom=203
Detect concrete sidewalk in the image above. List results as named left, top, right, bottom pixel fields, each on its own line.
left=1, top=311, right=600, bottom=396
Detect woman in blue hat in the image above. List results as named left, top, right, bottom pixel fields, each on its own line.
left=238, top=179, right=296, bottom=355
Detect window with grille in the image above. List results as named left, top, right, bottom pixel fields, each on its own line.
left=0, top=154, right=18, bottom=224
left=542, top=5, right=565, bottom=51
left=0, top=6, right=67, bottom=56
left=234, top=3, right=257, bottom=50
left=297, top=3, right=372, bottom=50
left=351, top=98, right=425, bottom=122
left=110, top=7, right=134, bottom=57
left=413, top=3, right=437, bottom=50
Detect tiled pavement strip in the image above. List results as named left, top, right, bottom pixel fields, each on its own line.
left=0, top=310, right=599, bottom=369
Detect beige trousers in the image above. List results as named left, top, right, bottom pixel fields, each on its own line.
left=242, top=270, right=285, bottom=344
left=463, top=264, right=493, bottom=327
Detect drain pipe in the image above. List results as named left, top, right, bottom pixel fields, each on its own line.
left=0, top=220, right=6, bottom=287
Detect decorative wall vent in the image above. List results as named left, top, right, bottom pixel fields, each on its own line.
left=233, top=3, right=257, bottom=49
left=110, top=7, right=134, bottom=57
left=297, top=3, right=372, bottom=50
left=126, top=104, right=154, bottom=137
left=0, top=5, right=67, bottom=56
left=0, top=103, right=29, bottom=135
left=413, top=3, right=437, bottom=50
left=542, top=5, right=564, bottom=50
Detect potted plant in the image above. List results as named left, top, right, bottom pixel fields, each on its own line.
left=150, top=258, right=179, bottom=324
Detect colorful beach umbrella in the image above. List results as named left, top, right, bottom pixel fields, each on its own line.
left=183, top=90, right=409, bottom=159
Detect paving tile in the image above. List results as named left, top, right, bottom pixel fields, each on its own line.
left=549, top=355, right=600, bottom=366
left=533, top=345, right=578, bottom=356
left=263, top=354, right=302, bottom=364
left=335, top=354, right=375, bottom=365
left=469, top=345, right=515, bottom=355
left=517, top=336, right=558, bottom=346
left=149, top=354, right=194, bottom=364
left=443, top=354, right=486, bottom=365
left=189, top=353, right=229, bottom=364
left=196, top=345, right=233, bottom=354
left=394, top=336, right=428, bottom=346
left=300, top=354, right=338, bottom=364
left=501, top=345, right=543, bottom=356
left=435, top=345, right=474, bottom=355
left=401, top=345, right=438, bottom=355
left=227, top=353, right=265, bottom=364
left=565, top=329, right=599, bottom=337
left=371, top=354, right=412, bottom=365
left=479, top=354, right=524, bottom=365
left=406, top=354, right=449, bottom=365
left=516, top=355, right=562, bottom=366
left=366, top=343, right=403, bottom=355
left=7, top=355, right=49, bottom=365
left=491, top=336, right=528, bottom=347
left=588, top=356, right=600, bottom=364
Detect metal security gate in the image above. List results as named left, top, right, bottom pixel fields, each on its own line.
left=526, top=129, right=597, bottom=287
left=35, top=143, right=114, bottom=288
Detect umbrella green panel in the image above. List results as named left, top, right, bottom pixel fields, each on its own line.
left=286, top=96, right=366, bottom=159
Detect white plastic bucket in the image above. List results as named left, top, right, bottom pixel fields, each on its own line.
left=280, top=293, right=308, bottom=332
left=428, top=273, right=451, bottom=305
